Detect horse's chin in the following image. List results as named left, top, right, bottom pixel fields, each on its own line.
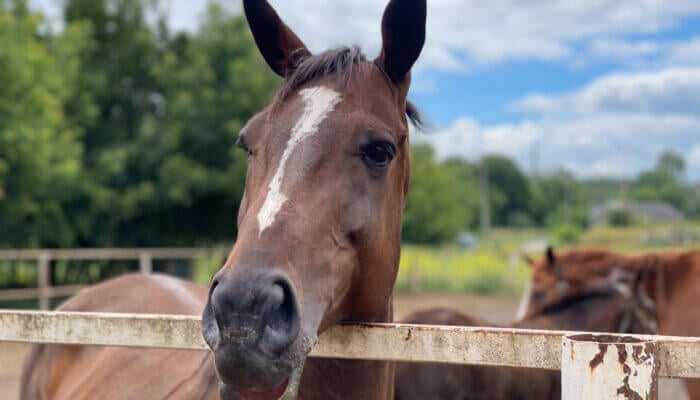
left=219, top=363, right=305, bottom=400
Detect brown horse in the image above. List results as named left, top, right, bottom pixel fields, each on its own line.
left=21, top=1, right=426, bottom=399
left=395, top=271, right=656, bottom=400
left=519, top=246, right=700, bottom=399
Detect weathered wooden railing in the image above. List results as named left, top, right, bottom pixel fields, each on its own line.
left=0, top=310, right=698, bottom=399
left=0, top=248, right=226, bottom=309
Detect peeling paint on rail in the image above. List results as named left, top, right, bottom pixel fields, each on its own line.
left=0, top=311, right=697, bottom=378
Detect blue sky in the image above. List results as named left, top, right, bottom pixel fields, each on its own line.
left=30, top=0, right=700, bottom=181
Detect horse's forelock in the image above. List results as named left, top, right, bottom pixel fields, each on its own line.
left=275, top=46, right=422, bottom=129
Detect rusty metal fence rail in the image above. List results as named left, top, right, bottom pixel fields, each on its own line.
left=0, top=310, right=698, bottom=399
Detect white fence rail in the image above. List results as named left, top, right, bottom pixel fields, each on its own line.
left=0, top=247, right=227, bottom=309
left=0, top=310, right=697, bottom=379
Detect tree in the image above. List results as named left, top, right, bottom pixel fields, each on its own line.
left=60, top=1, right=279, bottom=246
left=632, top=150, right=687, bottom=212
left=479, top=155, right=531, bottom=227
left=0, top=2, right=92, bottom=247
left=402, top=146, right=471, bottom=244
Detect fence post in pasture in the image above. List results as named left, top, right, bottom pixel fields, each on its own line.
left=562, top=334, right=659, bottom=400
left=408, top=249, right=420, bottom=293
left=139, top=252, right=153, bottom=275
left=37, top=252, right=50, bottom=310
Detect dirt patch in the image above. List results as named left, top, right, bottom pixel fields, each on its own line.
left=394, top=293, right=520, bottom=323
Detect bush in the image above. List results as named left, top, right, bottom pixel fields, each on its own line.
left=608, top=209, right=637, bottom=227
left=551, top=224, right=582, bottom=245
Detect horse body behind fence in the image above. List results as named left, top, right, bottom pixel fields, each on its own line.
left=394, top=274, right=656, bottom=400
left=521, top=247, right=700, bottom=399
left=21, top=274, right=218, bottom=400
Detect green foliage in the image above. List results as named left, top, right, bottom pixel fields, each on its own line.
left=480, top=155, right=531, bottom=226
left=0, top=5, right=92, bottom=247
left=551, top=223, right=582, bottom=245
left=402, top=145, right=475, bottom=244
left=631, top=150, right=689, bottom=213
left=0, top=1, right=278, bottom=248
left=607, top=208, right=637, bottom=227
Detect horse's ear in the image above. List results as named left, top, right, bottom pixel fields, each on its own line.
left=546, top=246, right=556, bottom=265
left=376, top=0, right=427, bottom=84
left=243, top=0, right=311, bottom=77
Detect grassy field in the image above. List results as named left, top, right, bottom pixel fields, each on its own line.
left=395, top=222, right=700, bottom=296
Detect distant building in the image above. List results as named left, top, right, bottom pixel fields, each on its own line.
left=589, top=199, right=685, bottom=225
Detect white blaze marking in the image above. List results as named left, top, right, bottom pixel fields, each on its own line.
left=149, top=274, right=204, bottom=313
left=515, top=280, right=532, bottom=321
left=257, top=86, right=342, bottom=234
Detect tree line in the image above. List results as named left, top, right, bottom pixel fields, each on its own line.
left=405, top=145, right=699, bottom=244
left=1, top=0, right=697, bottom=248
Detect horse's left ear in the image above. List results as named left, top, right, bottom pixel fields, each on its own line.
left=243, top=0, right=311, bottom=77
left=546, top=246, right=556, bottom=265
left=376, top=0, right=427, bottom=84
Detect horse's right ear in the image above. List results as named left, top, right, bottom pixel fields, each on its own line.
left=376, top=0, right=427, bottom=84
left=243, top=0, right=311, bottom=77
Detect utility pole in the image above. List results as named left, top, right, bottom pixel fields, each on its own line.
left=529, top=138, right=540, bottom=178
left=479, top=158, right=491, bottom=235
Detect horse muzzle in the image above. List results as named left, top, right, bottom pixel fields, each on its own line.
left=202, top=268, right=313, bottom=400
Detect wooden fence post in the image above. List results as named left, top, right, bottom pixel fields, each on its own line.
left=37, top=252, right=50, bottom=310
left=408, top=249, right=420, bottom=293
left=139, top=252, right=153, bottom=275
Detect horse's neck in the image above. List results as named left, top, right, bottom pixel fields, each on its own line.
left=648, top=253, right=699, bottom=326
left=169, top=355, right=220, bottom=400
left=299, top=299, right=394, bottom=400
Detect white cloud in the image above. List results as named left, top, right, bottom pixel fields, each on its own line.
left=587, top=38, right=660, bottom=60
left=420, top=64, right=700, bottom=181
left=418, top=114, right=700, bottom=179
left=665, top=37, right=700, bottom=67
left=270, top=0, right=700, bottom=70
left=28, top=0, right=700, bottom=71
left=514, top=67, right=700, bottom=116
left=688, top=145, right=700, bottom=169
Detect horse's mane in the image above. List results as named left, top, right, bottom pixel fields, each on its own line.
left=278, top=46, right=423, bottom=129
left=553, top=247, right=700, bottom=278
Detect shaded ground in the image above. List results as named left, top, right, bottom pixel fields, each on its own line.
left=0, top=294, right=688, bottom=400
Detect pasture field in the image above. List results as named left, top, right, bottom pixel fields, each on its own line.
left=1, top=223, right=698, bottom=306
left=394, top=222, right=700, bottom=295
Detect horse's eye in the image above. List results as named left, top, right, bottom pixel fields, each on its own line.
left=236, top=136, right=251, bottom=155
left=361, top=141, right=395, bottom=168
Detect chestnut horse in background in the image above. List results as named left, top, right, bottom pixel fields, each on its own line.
left=395, top=270, right=656, bottom=400
left=21, top=0, right=426, bottom=399
left=519, top=247, right=700, bottom=399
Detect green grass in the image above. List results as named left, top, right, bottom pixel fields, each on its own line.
left=396, top=246, right=530, bottom=296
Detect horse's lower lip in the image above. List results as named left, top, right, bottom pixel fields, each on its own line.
left=235, top=379, right=289, bottom=400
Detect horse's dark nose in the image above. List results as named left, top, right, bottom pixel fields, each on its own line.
left=208, top=269, right=300, bottom=354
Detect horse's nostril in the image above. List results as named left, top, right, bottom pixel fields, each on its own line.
left=205, top=270, right=300, bottom=355
left=261, top=279, right=300, bottom=354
